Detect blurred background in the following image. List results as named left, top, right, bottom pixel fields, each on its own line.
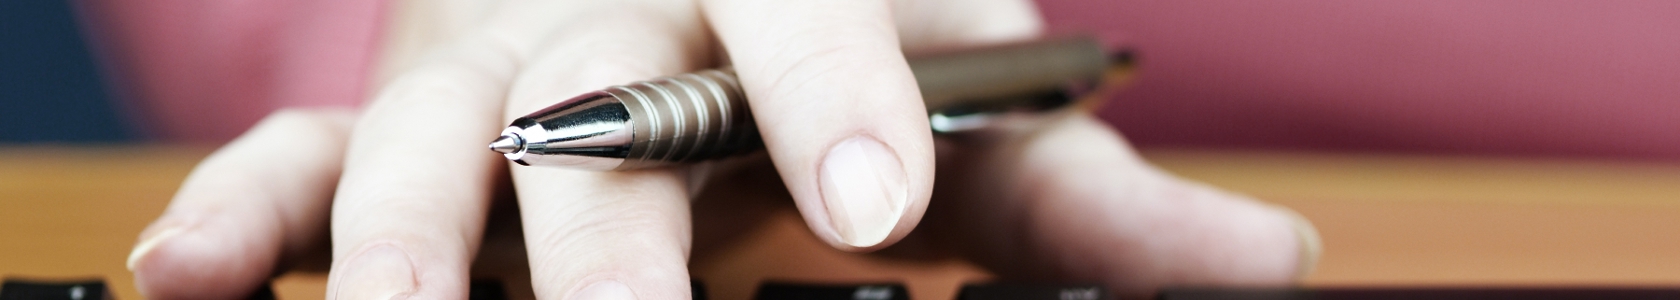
left=1, top=1, right=135, bottom=142
left=4, top=0, right=1678, bottom=161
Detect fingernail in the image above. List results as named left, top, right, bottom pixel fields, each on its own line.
left=1284, top=209, right=1323, bottom=279
left=127, top=227, right=186, bottom=271
left=571, top=280, right=637, bottom=300
left=820, top=136, right=909, bottom=248
left=330, top=244, right=418, bottom=300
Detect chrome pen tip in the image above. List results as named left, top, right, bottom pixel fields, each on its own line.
left=488, top=134, right=522, bottom=154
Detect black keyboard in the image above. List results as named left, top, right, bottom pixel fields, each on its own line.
left=0, top=278, right=1103, bottom=300
left=1158, top=287, right=1680, bottom=300
left=7, top=278, right=1680, bottom=300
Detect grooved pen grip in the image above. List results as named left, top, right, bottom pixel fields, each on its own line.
left=605, top=69, right=759, bottom=169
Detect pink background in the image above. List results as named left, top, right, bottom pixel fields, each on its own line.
left=1040, top=0, right=1680, bottom=161
left=80, top=0, right=387, bottom=141
left=85, top=1, right=1680, bottom=161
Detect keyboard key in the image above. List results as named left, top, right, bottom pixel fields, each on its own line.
left=753, top=282, right=910, bottom=300
left=247, top=283, right=277, bottom=300
left=692, top=279, right=708, bottom=300
left=467, top=279, right=508, bottom=300
left=1158, top=288, right=1680, bottom=300
left=955, top=283, right=1105, bottom=300
left=0, top=279, right=110, bottom=300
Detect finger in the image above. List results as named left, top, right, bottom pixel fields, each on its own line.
left=891, top=0, right=1045, bottom=50
left=498, top=2, right=709, bottom=298
left=326, top=36, right=524, bottom=299
left=128, top=108, right=354, bottom=299
left=700, top=0, right=935, bottom=251
left=931, top=114, right=1319, bottom=297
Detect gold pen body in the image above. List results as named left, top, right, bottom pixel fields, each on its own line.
left=490, top=36, right=1125, bottom=170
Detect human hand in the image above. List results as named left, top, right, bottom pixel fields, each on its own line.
left=126, top=0, right=1320, bottom=299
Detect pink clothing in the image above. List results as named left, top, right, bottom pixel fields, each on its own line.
left=80, top=0, right=386, bottom=141
left=1038, top=0, right=1680, bottom=161
left=86, top=1, right=1680, bottom=161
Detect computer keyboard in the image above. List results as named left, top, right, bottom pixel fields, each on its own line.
left=954, top=283, right=1106, bottom=300
left=0, top=278, right=1103, bottom=300
left=1158, top=287, right=1680, bottom=300
left=6, top=278, right=1680, bottom=300
left=753, top=282, right=910, bottom=300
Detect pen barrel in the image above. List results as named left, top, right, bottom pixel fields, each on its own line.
left=502, top=36, right=1118, bottom=170
left=604, top=38, right=1108, bottom=169
left=606, top=69, right=760, bottom=170
left=908, top=36, right=1110, bottom=114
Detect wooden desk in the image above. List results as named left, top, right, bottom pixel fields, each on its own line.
left=4, top=146, right=1679, bottom=299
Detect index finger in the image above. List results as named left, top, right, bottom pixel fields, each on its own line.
left=326, top=35, right=521, bottom=300
left=699, top=0, right=935, bottom=251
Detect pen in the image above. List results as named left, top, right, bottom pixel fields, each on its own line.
left=490, top=36, right=1128, bottom=170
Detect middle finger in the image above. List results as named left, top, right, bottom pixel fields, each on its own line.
left=499, top=1, right=712, bottom=299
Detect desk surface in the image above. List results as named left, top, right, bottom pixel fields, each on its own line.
left=3, top=146, right=1679, bottom=299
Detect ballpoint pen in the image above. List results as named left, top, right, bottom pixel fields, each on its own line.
left=489, top=36, right=1130, bottom=170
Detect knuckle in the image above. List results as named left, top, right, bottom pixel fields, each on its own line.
left=369, top=63, right=499, bottom=111
left=504, top=47, right=658, bottom=116
left=540, top=200, right=677, bottom=249
left=756, top=42, right=878, bottom=107
left=750, top=25, right=904, bottom=101
left=232, top=110, right=354, bottom=158
left=257, top=108, right=356, bottom=136
left=361, top=38, right=524, bottom=119
left=330, top=186, right=481, bottom=233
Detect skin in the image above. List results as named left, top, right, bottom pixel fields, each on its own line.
left=126, top=0, right=1319, bottom=299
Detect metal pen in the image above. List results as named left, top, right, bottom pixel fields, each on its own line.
left=490, top=36, right=1130, bottom=170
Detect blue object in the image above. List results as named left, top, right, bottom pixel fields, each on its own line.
left=0, top=0, right=137, bottom=142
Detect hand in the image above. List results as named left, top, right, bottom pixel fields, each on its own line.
left=125, top=0, right=1320, bottom=299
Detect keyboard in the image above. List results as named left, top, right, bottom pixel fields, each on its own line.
left=0, top=278, right=1104, bottom=300
left=5, top=278, right=1679, bottom=300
